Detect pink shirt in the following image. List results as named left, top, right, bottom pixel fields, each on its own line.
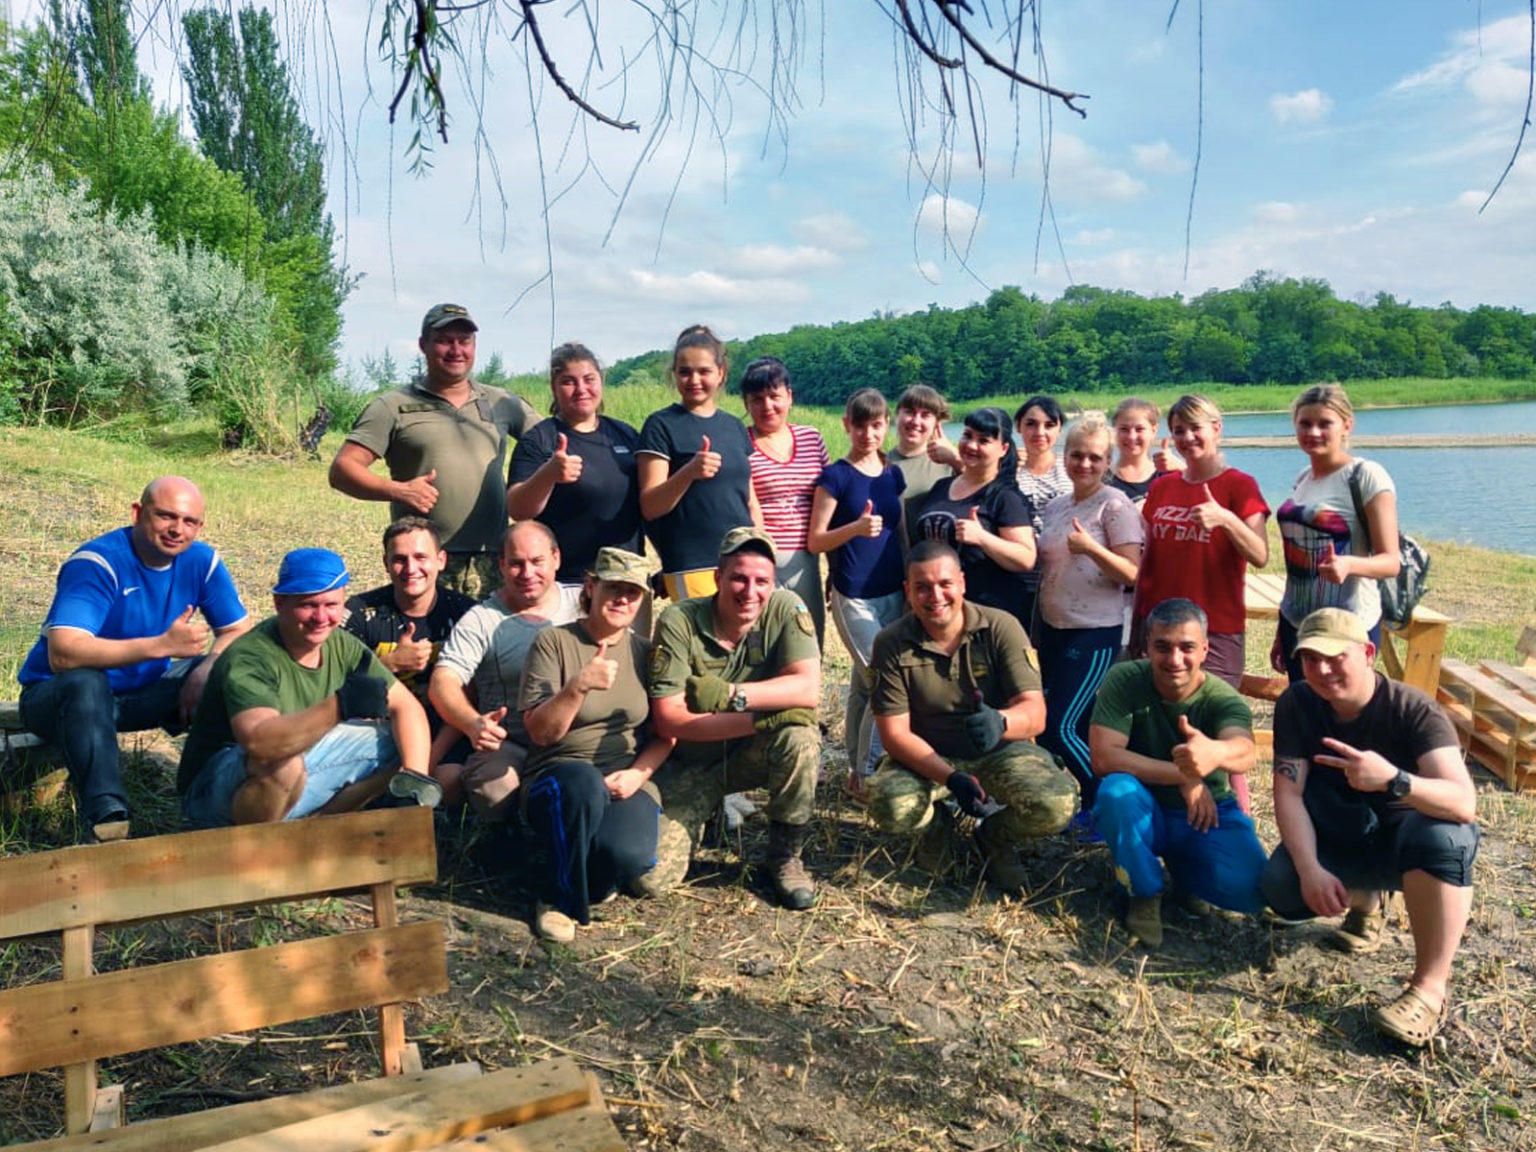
left=1037, top=485, right=1144, bottom=629
left=749, top=424, right=830, bottom=552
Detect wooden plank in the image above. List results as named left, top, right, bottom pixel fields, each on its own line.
left=425, top=1105, right=628, bottom=1152
left=1242, top=573, right=1284, bottom=620
left=1482, top=660, right=1536, bottom=704
left=0, top=700, right=25, bottom=729
left=62, top=926, right=97, bottom=1136
left=372, top=881, right=408, bottom=1078
left=0, top=923, right=446, bottom=1077
left=0, top=808, right=437, bottom=940
left=1516, top=625, right=1536, bottom=666
left=1441, top=662, right=1536, bottom=727
left=198, top=1059, right=594, bottom=1152
left=14, top=1065, right=484, bottom=1152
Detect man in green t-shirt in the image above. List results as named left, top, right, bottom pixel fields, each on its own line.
left=179, top=548, right=435, bottom=827
left=648, top=527, right=822, bottom=910
left=1089, top=597, right=1266, bottom=947
left=866, top=541, right=1075, bottom=895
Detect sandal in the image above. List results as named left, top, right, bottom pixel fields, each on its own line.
left=1371, top=986, right=1444, bottom=1047
left=1329, top=903, right=1385, bottom=954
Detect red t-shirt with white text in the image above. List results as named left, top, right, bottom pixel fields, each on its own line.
left=1132, top=468, right=1270, bottom=634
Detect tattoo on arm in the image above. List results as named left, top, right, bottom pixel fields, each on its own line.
left=1275, top=761, right=1299, bottom=783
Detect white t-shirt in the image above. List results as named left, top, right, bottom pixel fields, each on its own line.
left=1276, top=459, right=1395, bottom=628
left=1037, top=485, right=1145, bottom=629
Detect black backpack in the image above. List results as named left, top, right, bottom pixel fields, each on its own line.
left=1347, top=461, right=1429, bottom=627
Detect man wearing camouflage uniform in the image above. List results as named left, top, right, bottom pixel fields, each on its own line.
left=647, top=527, right=822, bottom=910
left=868, top=541, right=1076, bottom=893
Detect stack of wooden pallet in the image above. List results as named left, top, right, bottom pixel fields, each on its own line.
left=1436, top=627, right=1536, bottom=792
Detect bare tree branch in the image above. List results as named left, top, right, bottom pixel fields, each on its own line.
left=1479, top=0, right=1534, bottom=214
left=930, top=0, right=1088, bottom=118
left=516, top=0, right=639, bottom=131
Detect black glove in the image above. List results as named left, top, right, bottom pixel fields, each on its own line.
left=946, top=771, right=989, bottom=818
left=336, top=671, right=389, bottom=720
left=960, top=704, right=1007, bottom=757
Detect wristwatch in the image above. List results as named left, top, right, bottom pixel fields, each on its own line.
left=1387, top=769, right=1412, bottom=799
left=728, top=685, right=750, bottom=712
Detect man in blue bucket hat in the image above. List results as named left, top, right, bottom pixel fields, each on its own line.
left=178, top=547, right=439, bottom=827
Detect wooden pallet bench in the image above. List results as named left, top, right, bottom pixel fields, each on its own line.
left=0, top=700, right=70, bottom=812
left=1436, top=658, right=1536, bottom=792
left=0, top=806, right=628, bottom=1150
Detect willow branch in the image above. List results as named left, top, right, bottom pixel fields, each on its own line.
left=931, top=0, right=1088, bottom=117
left=518, top=0, right=639, bottom=131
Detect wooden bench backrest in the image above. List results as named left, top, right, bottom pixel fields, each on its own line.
left=0, top=807, right=447, bottom=1135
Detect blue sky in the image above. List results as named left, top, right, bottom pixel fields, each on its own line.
left=26, top=2, right=1536, bottom=375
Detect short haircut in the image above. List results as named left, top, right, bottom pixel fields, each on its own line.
left=1168, top=393, right=1222, bottom=428
left=1014, top=394, right=1065, bottom=428
left=382, top=516, right=441, bottom=552
left=740, top=356, right=791, bottom=397
left=1145, top=597, right=1208, bottom=636
left=896, top=384, right=950, bottom=421
left=845, top=387, right=888, bottom=425
left=907, top=539, right=961, bottom=570
left=502, top=519, right=558, bottom=555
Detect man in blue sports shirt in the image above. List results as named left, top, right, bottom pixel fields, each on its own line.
left=17, top=476, right=251, bottom=840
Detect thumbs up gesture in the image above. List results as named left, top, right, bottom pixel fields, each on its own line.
left=471, top=705, right=509, bottom=752
left=399, top=467, right=440, bottom=514
left=691, top=434, right=722, bottom=479
left=577, top=638, right=619, bottom=693
left=857, top=499, right=884, bottom=538
left=551, top=431, right=584, bottom=484
left=953, top=505, right=986, bottom=545
left=1316, top=540, right=1350, bottom=585
left=389, top=620, right=434, bottom=675
left=161, top=605, right=210, bottom=657
left=1190, top=481, right=1227, bottom=532
left=1171, top=713, right=1221, bottom=780
left=1066, top=515, right=1095, bottom=555
left=1153, top=437, right=1177, bottom=473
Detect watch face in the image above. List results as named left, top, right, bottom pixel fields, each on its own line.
left=1389, top=771, right=1411, bottom=798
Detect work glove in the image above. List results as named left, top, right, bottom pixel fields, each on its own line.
left=336, top=671, right=389, bottom=720
left=753, top=707, right=816, bottom=733
left=685, top=674, right=734, bottom=713
left=945, top=771, right=989, bottom=818
left=960, top=704, right=1007, bottom=757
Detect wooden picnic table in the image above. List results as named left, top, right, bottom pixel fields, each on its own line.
left=1244, top=572, right=1450, bottom=696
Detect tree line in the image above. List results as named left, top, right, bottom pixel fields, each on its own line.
left=607, top=276, right=1536, bottom=405
left=0, top=1, right=346, bottom=448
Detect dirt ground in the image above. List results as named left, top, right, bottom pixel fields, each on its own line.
left=1, top=719, right=1532, bottom=1152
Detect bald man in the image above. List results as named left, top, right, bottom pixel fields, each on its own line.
left=17, top=477, right=251, bottom=841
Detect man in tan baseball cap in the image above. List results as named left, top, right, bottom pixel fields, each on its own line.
left=1263, top=607, right=1479, bottom=1048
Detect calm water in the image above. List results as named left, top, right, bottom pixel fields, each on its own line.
left=945, top=401, right=1536, bottom=555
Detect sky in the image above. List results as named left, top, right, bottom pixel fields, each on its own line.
left=21, top=1, right=1536, bottom=376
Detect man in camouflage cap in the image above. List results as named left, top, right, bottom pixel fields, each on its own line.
left=330, top=303, right=539, bottom=597
left=645, top=527, right=822, bottom=909
left=868, top=541, right=1075, bottom=894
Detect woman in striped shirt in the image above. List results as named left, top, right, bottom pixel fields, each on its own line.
left=743, top=357, right=830, bottom=644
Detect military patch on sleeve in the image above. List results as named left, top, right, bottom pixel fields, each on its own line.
left=1024, top=647, right=1040, bottom=673
left=793, top=606, right=815, bottom=637
left=649, top=644, right=669, bottom=683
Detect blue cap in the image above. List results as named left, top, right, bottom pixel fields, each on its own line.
left=273, top=548, right=350, bottom=595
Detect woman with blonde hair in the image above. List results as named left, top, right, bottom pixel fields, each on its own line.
left=1273, top=383, right=1399, bottom=681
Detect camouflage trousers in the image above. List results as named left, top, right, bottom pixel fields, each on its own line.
left=441, top=553, right=501, bottom=599
left=643, top=725, right=820, bottom=892
left=866, top=741, right=1077, bottom=847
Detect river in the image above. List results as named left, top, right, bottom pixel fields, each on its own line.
left=951, top=401, right=1536, bottom=556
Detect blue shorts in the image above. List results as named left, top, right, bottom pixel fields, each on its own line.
left=181, top=721, right=400, bottom=828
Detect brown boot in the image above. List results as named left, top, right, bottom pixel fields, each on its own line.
left=974, top=815, right=1029, bottom=895
left=766, top=822, right=817, bottom=910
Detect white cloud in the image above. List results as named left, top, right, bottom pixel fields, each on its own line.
left=1253, top=201, right=1301, bottom=224
left=628, top=268, right=811, bottom=305
left=917, top=260, right=943, bottom=283
left=1048, top=135, right=1148, bottom=201
left=1394, top=15, right=1532, bottom=105
left=1270, top=88, right=1334, bottom=125
left=794, top=212, right=869, bottom=251
left=1072, top=228, right=1117, bottom=245
left=1132, top=141, right=1187, bottom=175
left=730, top=245, right=841, bottom=276
left=916, top=194, right=980, bottom=237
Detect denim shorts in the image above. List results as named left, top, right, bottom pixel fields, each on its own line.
left=181, top=720, right=400, bottom=828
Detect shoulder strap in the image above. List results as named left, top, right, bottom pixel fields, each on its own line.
left=1345, top=461, right=1373, bottom=553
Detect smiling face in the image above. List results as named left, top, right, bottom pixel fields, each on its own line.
left=1146, top=620, right=1208, bottom=701
left=1300, top=642, right=1377, bottom=710
left=275, top=589, right=348, bottom=657
left=714, top=550, right=777, bottom=632
left=845, top=415, right=888, bottom=458
left=906, top=554, right=966, bottom=634
left=130, top=479, right=205, bottom=564
left=1115, top=411, right=1156, bottom=464
left=1017, top=405, right=1061, bottom=460
left=745, top=382, right=793, bottom=436
left=384, top=528, right=445, bottom=606
left=1293, top=403, right=1351, bottom=462
left=957, top=425, right=1005, bottom=479
left=896, top=404, right=939, bottom=453
left=499, top=525, right=560, bottom=612
left=552, top=359, right=604, bottom=427
left=1065, top=431, right=1111, bottom=496
left=1170, top=414, right=1221, bottom=464
left=419, top=322, right=477, bottom=389
left=673, top=346, right=724, bottom=410
left=586, top=577, right=645, bottom=634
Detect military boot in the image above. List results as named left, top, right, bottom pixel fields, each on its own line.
left=974, top=815, right=1029, bottom=896
left=766, top=822, right=817, bottom=910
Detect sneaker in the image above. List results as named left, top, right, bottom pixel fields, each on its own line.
left=535, top=903, right=577, bottom=944
left=974, top=816, right=1029, bottom=896
left=88, top=815, right=131, bottom=844
left=388, top=769, right=444, bottom=809
left=1329, top=903, right=1385, bottom=954
left=1126, top=896, right=1164, bottom=948
left=1068, top=810, right=1104, bottom=845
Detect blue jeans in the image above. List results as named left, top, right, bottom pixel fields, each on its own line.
left=19, top=666, right=191, bottom=824
left=181, top=721, right=400, bottom=828
left=1092, top=773, right=1266, bottom=914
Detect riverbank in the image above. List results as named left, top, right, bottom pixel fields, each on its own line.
left=1225, top=433, right=1536, bottom=448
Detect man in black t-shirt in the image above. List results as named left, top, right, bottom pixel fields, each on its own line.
left=1263, top=608, right=1479, bottom=1049
left=344, top=518, right=474, bottom=757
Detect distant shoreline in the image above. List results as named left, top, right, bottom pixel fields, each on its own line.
left=1225, top=433, right=1536, bottom=449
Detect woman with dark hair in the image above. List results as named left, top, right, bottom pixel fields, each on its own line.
left=507, top=343, right=645, bottom=618
left=637, top=325, right=760, bottom=600
left=742, top=356, right=830, bottom=643
left=518, top=548, right=675, bottom=944
left=909, top=407, right=1037, bottom=629
left=1013, top=395, right=1070, bottom=630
